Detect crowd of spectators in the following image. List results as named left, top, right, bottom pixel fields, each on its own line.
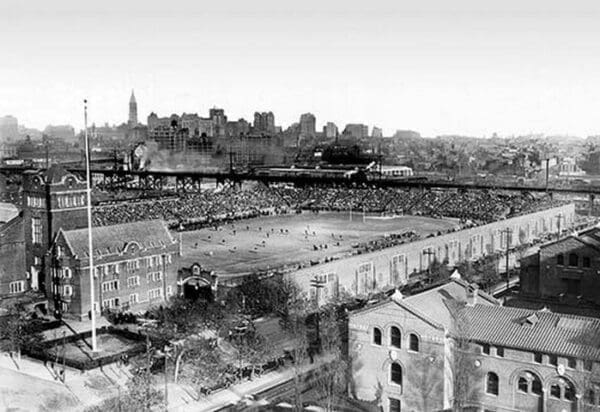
left=92, top=183, right=566, bottom=228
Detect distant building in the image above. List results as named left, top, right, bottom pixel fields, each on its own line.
left=323, top=122, right=338, bottom=139
left=343, top=123, right=369, bottom=139
left=299, top=113, right=316, bottom=137
left=0, top=214, right=27, bottom=298
left=209, top=108, right=227, bottom=137
left=253, top=112, right=276, bottom=134
left=129, top=90, right=138, bottom=127
left=0, top=115, right=18, bottom=141
left=393, top=130, right=421, bottom=139
left=558, top=157, right=585, bottom=177
left=349, top=276, right=600, bottom=412
left=225, top=119, right=250, bottom=137
left=371, top=126, right=383, bottom=138
left=43, top=125, right=75, bottom=141
left=46, top=220, right=179, bottom=320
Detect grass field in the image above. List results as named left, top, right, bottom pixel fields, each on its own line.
left=178, top=211, right=458, bottom=276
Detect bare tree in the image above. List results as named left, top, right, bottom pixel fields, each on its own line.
left=407, top=353, right=444, bottom=411
left=311, top=304, right=348, bottom=412
left=448, top=301, right=483, bottom=411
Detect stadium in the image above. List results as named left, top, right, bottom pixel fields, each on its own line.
left=92, top=181, right=577, bottom=301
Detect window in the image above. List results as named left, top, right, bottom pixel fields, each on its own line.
left=129, top=293, right=139, bottom=305
left=32, top=217, right=42, bottom=244
left=127, top=276, right=140, bottom=287
left=486, top=372, right=499, bottom=395
left=569, top=253, right=579, bottom=267
left=102, top=280, right=119, bottom=292
left=557, top=254, right=564, bottom=265
left=373, top=328, right=382, bottom=346
left=389, top=398, right=401, bottom=412
left=550, top=384, right=561, bottom=399
left=482, top=343, right=490, bottom=355
left=390, top=363, right=402, bottom=385
left=63, top=285, right=73, bottom=297
left=390, top=327, right=401, bottom=348
left=583, top=256, right=591, bottom=268
left=549, top=354, right=558, bottom=366
left=564, top=385, right=575, bottom=401
left=9, top=281, right=24, bottom=294
left=584, top=360, right=593, bottom=371
left=586, top=389, right=596, bottom=405
left=496, top=346, right=504, bottom=357
left=153, top=271, right=163, bottom=282
left=409, top=334, right=419, bottom=352
left=567, top=357, right=576, bottom=369
left=63, top=268, right=72, bottom=278
left=148, top=288, right=162, bottom=300
left=531, top=378, right=542, bottom=395
left=533, top=352, right=542, bottom=363
left=518, top=377, right=528, bottom=393
left=166, top=286, right=173, bottom=296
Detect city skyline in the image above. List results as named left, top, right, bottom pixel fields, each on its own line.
left=2, top=0, right=600, bottom=137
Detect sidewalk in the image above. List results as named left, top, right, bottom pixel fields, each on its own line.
left=168, top=353, right=334, bottom=412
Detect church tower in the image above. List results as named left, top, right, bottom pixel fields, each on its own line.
left=128, top=90, right=138, bottom=127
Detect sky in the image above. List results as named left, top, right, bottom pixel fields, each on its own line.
left=1, top=0, right=600, bottom=137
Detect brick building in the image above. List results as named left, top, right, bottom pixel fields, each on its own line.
left=0, top=215, right=27, bottom=297
left=521, top=225, right=600, bottom=305
left=349, top=275, right=600, bottom=411
left=46, top=220, right=180, bottom=320
left=286, top=203, right=575, bottom=305
left=21, top=165, right=88, bottom=292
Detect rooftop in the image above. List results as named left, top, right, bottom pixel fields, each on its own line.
left=60, top=220, right=175, bottom=259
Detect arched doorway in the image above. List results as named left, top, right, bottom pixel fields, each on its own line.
left=182, top=277, right=213, bottom=301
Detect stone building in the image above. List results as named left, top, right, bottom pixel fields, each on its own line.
left=349, top=275, right=600, bottom=411
left=46, top=220, right=180, bottom=320
left=520, top=225, right=600, bottom=305
left=0, top=215, right=27, bottom=298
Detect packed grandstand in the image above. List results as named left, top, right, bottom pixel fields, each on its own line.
left=93, top=183, right=566, bottom=229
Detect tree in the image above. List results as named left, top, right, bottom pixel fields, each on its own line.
left=311, top=304, right=349, bottom=412
left=407, top=353, right=444, bottom=411
left=276, top=280, right=311, bottom=410
left=447, top=302, right=483, bottom=411
left=0, top=303, right=42, bottom=368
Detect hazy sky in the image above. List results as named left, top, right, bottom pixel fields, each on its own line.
left=1, top=0, right=600, bottom=137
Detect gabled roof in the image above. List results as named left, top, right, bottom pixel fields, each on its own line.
left=539, top=224, right=600, bottom=253
left=60, top=220, right=175, bottom=259
left=465, top=304, right=600, bottom=361
left=349, top=279, right=499, bottom=332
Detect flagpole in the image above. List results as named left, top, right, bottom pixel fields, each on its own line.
left=84, top=99, right=98, bottom=352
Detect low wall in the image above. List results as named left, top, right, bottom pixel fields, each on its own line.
left=285, top=203, right=576, bottom=302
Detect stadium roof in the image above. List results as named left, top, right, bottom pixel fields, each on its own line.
left=59, top=220, right=175, bottom=259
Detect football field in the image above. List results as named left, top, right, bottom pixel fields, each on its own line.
left=178, top=211, right=458, bottom=276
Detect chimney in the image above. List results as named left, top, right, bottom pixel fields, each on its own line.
left=467, top=286, right=479, bottom=306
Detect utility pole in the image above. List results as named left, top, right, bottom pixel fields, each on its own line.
left=423, top=249, right=435, bottom=277
left=500, top=228, right=513, bottom=293
left=544, top=158, right=550, bottom=191
left=556, top=213, right=564, bottom=240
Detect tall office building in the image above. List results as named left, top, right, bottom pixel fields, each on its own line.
left=129, top=90, right=138, bottom=127
left=323, top=122, right=338, bottom=139
left=253, top=112, right=276, bottom=134
left=299, top=113, right=316, bottom=137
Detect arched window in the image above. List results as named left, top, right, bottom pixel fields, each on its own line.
left=486, top=372, right=499, bottom=395
left=516, top=371, right=542, bottom=396
left=549, top=377, right=576, bottom=402
left=390, top=362, right=402, bottom=385
left=409, top=334, right=419, bottom=352
left=390, top=326, right=401, bottom=348
left=557, top=254, right=564, bottom=265
left=373, top=328, right=382, bottom=346
left=517, top=377, right=528, bottom=393
left=569, top=253, right=579, bottom=267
